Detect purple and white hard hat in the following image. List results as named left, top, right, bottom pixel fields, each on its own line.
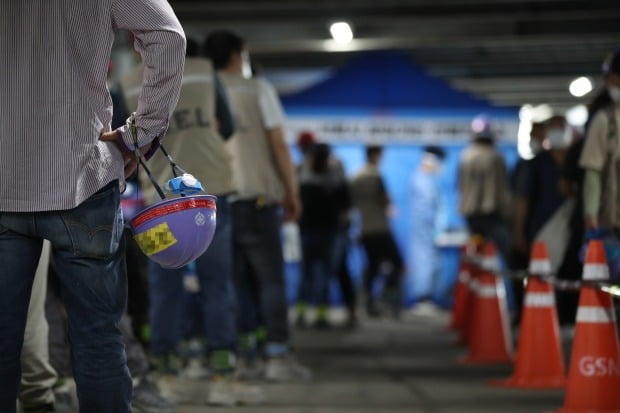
left=470, top=114, right=495, bottom=139
left=129, top=195, right=217, bottom=269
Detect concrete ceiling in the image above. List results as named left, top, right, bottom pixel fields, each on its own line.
left=170, top=0, right=620, bottom=112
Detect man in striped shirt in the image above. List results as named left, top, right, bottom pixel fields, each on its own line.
left=0, top=1, right=186, bottom=412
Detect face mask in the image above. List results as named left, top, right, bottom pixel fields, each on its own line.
left=165, top=173, right=203, bottom=196
left=241, top=50, right=252, bottom=79
left=529, top=139, right=543, bottom=154
left=609, top=86, right=620, bottom=103
left=546, top=127, right=571, bottom=149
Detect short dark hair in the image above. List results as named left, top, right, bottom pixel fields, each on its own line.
left=186, top=37, right=200, bottom=58
left=312, top=143, right=331, bottom=173
left=366, top=145, right=383, bottom=160
left=204, top=30, right=244, bottom=70
left=545, top=115, right=566, bottom=129
left=423, top=145, right=446, bottom=160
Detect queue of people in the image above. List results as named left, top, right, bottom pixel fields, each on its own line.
left=459, top=48, right=620, bottom=326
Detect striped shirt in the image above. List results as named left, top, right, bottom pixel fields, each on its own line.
left=0, top=0, right=186, bottom=212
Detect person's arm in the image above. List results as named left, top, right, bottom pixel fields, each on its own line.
left=108, top=0, right=186, bottom=156
left=512, top=160, right=533, bottom=253
left=496, top=153, right=513, bottom=220
left=378, top=176, right=391, bottom=211
left=266, top=127, right=301, bottom=221
left=579, top=111, right=609, bottom=230
left=214, top=74, right=235, bottom=140
left=583, top=169, right=603, bottom=230
left=257, top=77, right=301, bottom=221
left=513, top=196, right=529, bottom=253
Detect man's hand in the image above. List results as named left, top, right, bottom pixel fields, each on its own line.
left=99, top=131, right=149, bottom=178
left=281, top=193, right=302, bottom=222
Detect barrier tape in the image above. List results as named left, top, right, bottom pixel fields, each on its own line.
left=462, top=255, right=620, bottom=298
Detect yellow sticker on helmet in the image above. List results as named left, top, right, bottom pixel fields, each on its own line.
left=134, top=222, right=178, bottom=256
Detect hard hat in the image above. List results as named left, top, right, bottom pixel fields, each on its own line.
left=124, top=119, right=217, bottom=269
left=130, top=195, right=217, bottom=269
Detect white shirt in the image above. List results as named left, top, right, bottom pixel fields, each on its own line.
left=257, top=77, right=286, bottom=129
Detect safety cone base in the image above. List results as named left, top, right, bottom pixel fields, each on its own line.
left=489, top=376, right=565, bottom=389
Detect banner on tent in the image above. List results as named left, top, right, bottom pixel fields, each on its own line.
left=285, top=115, right=519, bottom=144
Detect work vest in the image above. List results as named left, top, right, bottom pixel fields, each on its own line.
left=600, top=105, right=620, bottom=228
left=121, top=58, right=235, bottom=204
left=218, top=72, right=285, bottom=203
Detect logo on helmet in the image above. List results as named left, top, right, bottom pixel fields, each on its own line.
left=195, top=212, right=206, bottom=226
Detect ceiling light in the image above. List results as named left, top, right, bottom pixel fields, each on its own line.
left=569, top=76, right=593, bottom=98
left=330, top=22, right=353, bottom=44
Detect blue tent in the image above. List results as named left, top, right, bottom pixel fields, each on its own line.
left=283, top=51, right=514, bottom=113
left=280, top=51, right=519, bottom=309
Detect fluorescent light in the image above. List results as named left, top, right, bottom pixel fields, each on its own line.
left=569, top=76, right=593, bottom=98
left=330, top=22, right=353, bottom=44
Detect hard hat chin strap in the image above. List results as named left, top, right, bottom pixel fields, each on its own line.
left=130, top=117, right=202, bottom=200
left=130, top=117, right=166, bottom=200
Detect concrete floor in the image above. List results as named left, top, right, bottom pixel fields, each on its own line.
left=174, top=308, right=568, bottom=413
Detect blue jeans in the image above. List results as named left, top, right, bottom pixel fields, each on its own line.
left=149, top=197, right=237, bottom=355
left=0, top=181, right=132, bottom=413
left=232, top=201, right=289, bottom=356
left=298, top=231, right=336, bottom=306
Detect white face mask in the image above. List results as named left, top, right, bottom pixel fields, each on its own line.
left=241, top=50, right=252, bottom=79
left=546, top=127, right=571, bottom=149
left=609, top=86, right=620, bottom=103
left=529, top=139, right=543, bottom=154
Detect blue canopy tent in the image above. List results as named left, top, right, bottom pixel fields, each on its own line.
left=279, top=51, right=520, bottom=309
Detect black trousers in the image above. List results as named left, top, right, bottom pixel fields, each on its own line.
left=361, top=232, right=403, bottom=301
left=232, top=201, right=289, bottom=344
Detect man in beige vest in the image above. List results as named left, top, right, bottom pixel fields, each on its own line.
left=458, top=115, right=512, bottom=261
left=205, top=30, right=311, bottom=382
left=580, top=49, right=620, bottom=234
left=121, top=39, right=264, bottom=406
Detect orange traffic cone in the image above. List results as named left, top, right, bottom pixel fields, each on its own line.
left=558, top=240, right=620, bottom=412
left=450, top=243, right=473, bottom=332
left=457, top=240, right=481, bottom=346
left=491, top=241, right=566, bottom=388
left=460, top=241, right=513, bottom=364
